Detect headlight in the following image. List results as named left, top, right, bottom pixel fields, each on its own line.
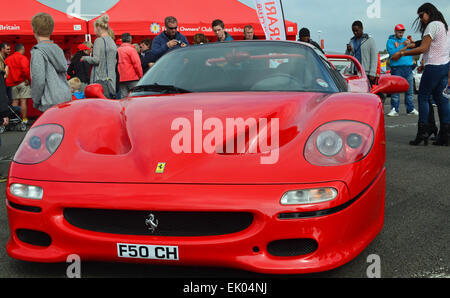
left=304, top=121, right=374, bottom=166
left=46, top=132, right=64, bottom=154
left=316, top=130, right=343, bottom=156
left=347, top=133, right=363, bottom=149
left=13, top=124, right=64, bottom=164
left=281, top=188, right=338, bottom=205
left=10, top=184, right=43, bottom=200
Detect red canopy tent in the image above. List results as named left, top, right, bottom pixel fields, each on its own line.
left=0, top=0, right=87, bottom=37
left=0, top=0, right=88, bottom=118
left=0, top=0, right=88, bottom=50
left=88, top=0, right=298, bottom=42
left=0, top=0, right=88, bottom=55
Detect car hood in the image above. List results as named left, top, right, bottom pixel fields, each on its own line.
left=11, top=92, right=384, bottom=185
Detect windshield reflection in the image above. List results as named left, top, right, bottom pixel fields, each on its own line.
left=132, top=42, right=338, bottom=96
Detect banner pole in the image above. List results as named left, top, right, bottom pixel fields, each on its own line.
left=279, top=0, right=287, bottom=39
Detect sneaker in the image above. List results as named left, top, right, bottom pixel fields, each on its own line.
left=407, top=109, right=419, bottom=116
left=443, top=86, right=450, bottom=99
left=387, top=108, right=399, bottom=117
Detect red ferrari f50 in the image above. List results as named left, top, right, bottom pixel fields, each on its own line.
left=6, top=41, right=408, bottom=274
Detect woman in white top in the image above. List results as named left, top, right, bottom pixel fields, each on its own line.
left=392, top=3, right=450, bottom=146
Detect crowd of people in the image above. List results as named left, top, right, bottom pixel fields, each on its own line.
left=0, top=14, right=263, bottom=110
left=0, top=2, right=449, bottom=153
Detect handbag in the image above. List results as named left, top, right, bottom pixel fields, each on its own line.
left=94, top=38, right=114, bottom=98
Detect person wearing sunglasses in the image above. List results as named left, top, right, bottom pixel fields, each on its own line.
left=151, top=16, right=189, bottom=61
left=391, top=3, right=450, bottom=146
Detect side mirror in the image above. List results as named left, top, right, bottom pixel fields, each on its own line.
left=371, top=75, right=409, bottom=95
left=85, top=84, right=107, bottom=99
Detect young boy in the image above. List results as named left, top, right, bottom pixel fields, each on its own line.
left=68, top=77, right=86, bottom=100
left=30, top=13, right=72, bottom=112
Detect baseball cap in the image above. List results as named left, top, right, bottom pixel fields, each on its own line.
left=77, top=44, right=91, bottom=51
left=395, top=24, right=406, bottom=31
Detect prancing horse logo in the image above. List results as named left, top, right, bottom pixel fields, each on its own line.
left=145, top=213, right=159, bottom=233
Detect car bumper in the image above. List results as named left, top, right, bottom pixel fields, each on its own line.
left=5, top=169, right=385, bottom=274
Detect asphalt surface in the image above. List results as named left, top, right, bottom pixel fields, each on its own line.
left=0, top=98, right=449, bottom=278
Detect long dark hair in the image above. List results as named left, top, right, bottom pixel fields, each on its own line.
left=413, top=3, right=448, bottom=36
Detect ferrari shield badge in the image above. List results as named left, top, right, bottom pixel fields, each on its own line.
left=155, top=162, right=166, bottom=174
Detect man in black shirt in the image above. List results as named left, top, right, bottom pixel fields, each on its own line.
left=298, top=28, right=325, bottom=54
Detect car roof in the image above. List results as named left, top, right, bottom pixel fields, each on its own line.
left=182, top=40, right=327, bottom=61
left=188, top=39, right=315, bottom=50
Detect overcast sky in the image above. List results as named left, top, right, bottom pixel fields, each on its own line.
left=38, top=0, right=450, bottom=52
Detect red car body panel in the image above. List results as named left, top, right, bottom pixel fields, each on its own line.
left=6, top=47, right=389, bottom=274
left=9, top=92, right=384, bottom=195
left=6, top=169, right=384, bottom=274
left=326, top=54, right=371, bottom=93
left=326, top=54, right=409, bottom=96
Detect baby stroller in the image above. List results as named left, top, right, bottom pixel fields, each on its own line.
left=0, top=105, right=27, bottom=134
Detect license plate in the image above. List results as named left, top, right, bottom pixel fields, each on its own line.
left=117, top=243, right=179, bottom=260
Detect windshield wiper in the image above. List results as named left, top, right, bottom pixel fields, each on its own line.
left=131, top=83, right=192, bottom=94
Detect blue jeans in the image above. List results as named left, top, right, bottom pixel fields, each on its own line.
left=418, top=62, right=450, bottom=124
left=390, top=66, right=415, bottom=113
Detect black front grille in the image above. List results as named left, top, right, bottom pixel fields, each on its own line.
left=63, top=208, right=253, bottom=237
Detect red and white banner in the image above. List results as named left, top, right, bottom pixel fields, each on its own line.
left=254, top=0, right=286, bottom=40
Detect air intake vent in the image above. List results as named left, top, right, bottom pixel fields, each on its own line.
left=267, top=238, right=318, bottom=257
left=16, top=229, right=52, bottom=247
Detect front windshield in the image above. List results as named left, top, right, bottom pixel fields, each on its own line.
left=132, top=41, right=339, bottom=96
